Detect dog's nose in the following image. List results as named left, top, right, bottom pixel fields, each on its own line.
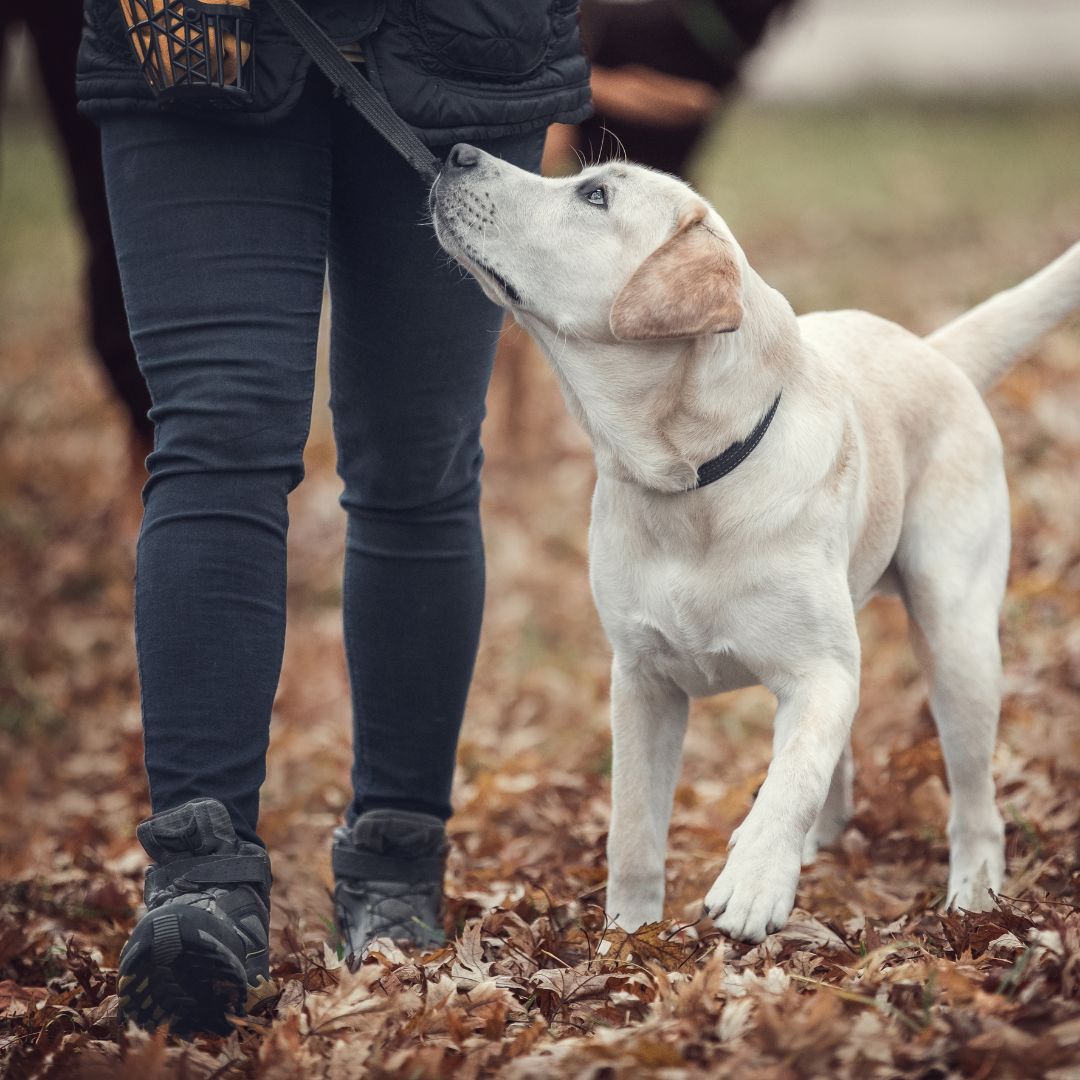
left=446, top=143, right=480, bottom=171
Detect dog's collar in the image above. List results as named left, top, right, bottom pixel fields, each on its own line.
left=692, top=391, right=782, bottom=489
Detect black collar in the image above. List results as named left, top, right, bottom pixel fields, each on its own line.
left=693, top=391, right=782, bottom=489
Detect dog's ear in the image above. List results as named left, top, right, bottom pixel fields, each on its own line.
left=609, top=208, right=743, bottom=341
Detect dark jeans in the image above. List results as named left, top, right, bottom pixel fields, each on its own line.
left=100, top=75, right=544, bottom=846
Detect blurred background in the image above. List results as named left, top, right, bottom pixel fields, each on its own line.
left=0, top=0, right=1078, bottom=1068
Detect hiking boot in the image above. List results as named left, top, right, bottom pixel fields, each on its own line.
left=117, top=797, right=274, bottom=1036
left=332, top=809, right=447, bottom=961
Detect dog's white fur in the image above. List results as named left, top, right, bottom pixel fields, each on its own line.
left=431, top=151, right=1080, bottom=943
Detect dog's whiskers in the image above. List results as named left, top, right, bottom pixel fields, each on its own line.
left=603, top=125, right=628, bottom=164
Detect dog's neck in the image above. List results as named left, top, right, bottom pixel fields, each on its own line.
left=522, top=271, right=799, bottom=493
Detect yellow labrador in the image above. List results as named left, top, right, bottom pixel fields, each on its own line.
left=431, top=144, right=1079, bottom=943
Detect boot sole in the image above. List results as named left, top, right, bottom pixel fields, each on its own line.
left=118, top=907, right=273, bottom=1037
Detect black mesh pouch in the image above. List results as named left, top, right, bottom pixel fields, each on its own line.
left=119, top=0, right=254, bottom=108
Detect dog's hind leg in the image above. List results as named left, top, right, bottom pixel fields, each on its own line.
left=801, top=740, right=853, bottom=865
left=771, top=704, right=853, bottom=865
left=606, top=662, right=689, bottom=931
left=897, top=466, right=1010, bottom=911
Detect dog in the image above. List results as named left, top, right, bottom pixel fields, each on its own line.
left=430, top=143, right=1079, bottom=943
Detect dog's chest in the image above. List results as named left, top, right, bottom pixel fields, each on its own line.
left=594, top=548, right=761, bottom=695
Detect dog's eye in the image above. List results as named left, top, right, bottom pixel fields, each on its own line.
left=584, top=186, right=607, bottom=208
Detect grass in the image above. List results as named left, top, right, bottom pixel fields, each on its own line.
left=690, top=99, right=1080, bottom=319
left=696, top=100, right=1080, bottom=229
left=0, top=117, right=82, bottom=322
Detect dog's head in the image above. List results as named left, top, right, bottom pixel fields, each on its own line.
left=430, top=144, right=744, bottom=344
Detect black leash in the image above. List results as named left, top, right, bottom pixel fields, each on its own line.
left=263, top=0, right=442, bottom=182
left=694, top=391, right=781, bottom=489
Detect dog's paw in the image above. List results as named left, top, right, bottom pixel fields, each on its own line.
left=606, top=883, right=664, bottom=932
left=703, top=843, right=801, bottom=943
left=946, top=818, right=1005, bottom=912
left=946, top=846, right=1004, bottom=912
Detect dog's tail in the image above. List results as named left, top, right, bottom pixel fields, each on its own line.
left=926, top=240, right=1080, bottom=394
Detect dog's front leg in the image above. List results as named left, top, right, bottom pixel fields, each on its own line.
left=606, top=661, right=689, bottom=931
left=705, top=657, right=859, bottom=942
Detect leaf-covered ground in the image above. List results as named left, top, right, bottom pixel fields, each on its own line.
left=1, top=101, right=1078, bottom=1078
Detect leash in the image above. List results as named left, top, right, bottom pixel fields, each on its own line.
left=693, top=391, right=781, bottom=489
left=263, top=0, right=442, bottom=182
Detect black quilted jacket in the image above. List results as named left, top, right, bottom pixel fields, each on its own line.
left=77, top=0, right=593, bottom=144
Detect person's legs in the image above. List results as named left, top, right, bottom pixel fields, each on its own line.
left=325, top=103, right=545, bottom=827
left=100, top=81, right=334, bottom=845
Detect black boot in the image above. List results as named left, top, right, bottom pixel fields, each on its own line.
left=332, top=809, right=447, bottom=962
left=117, top=798, right=274, bottom=1036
